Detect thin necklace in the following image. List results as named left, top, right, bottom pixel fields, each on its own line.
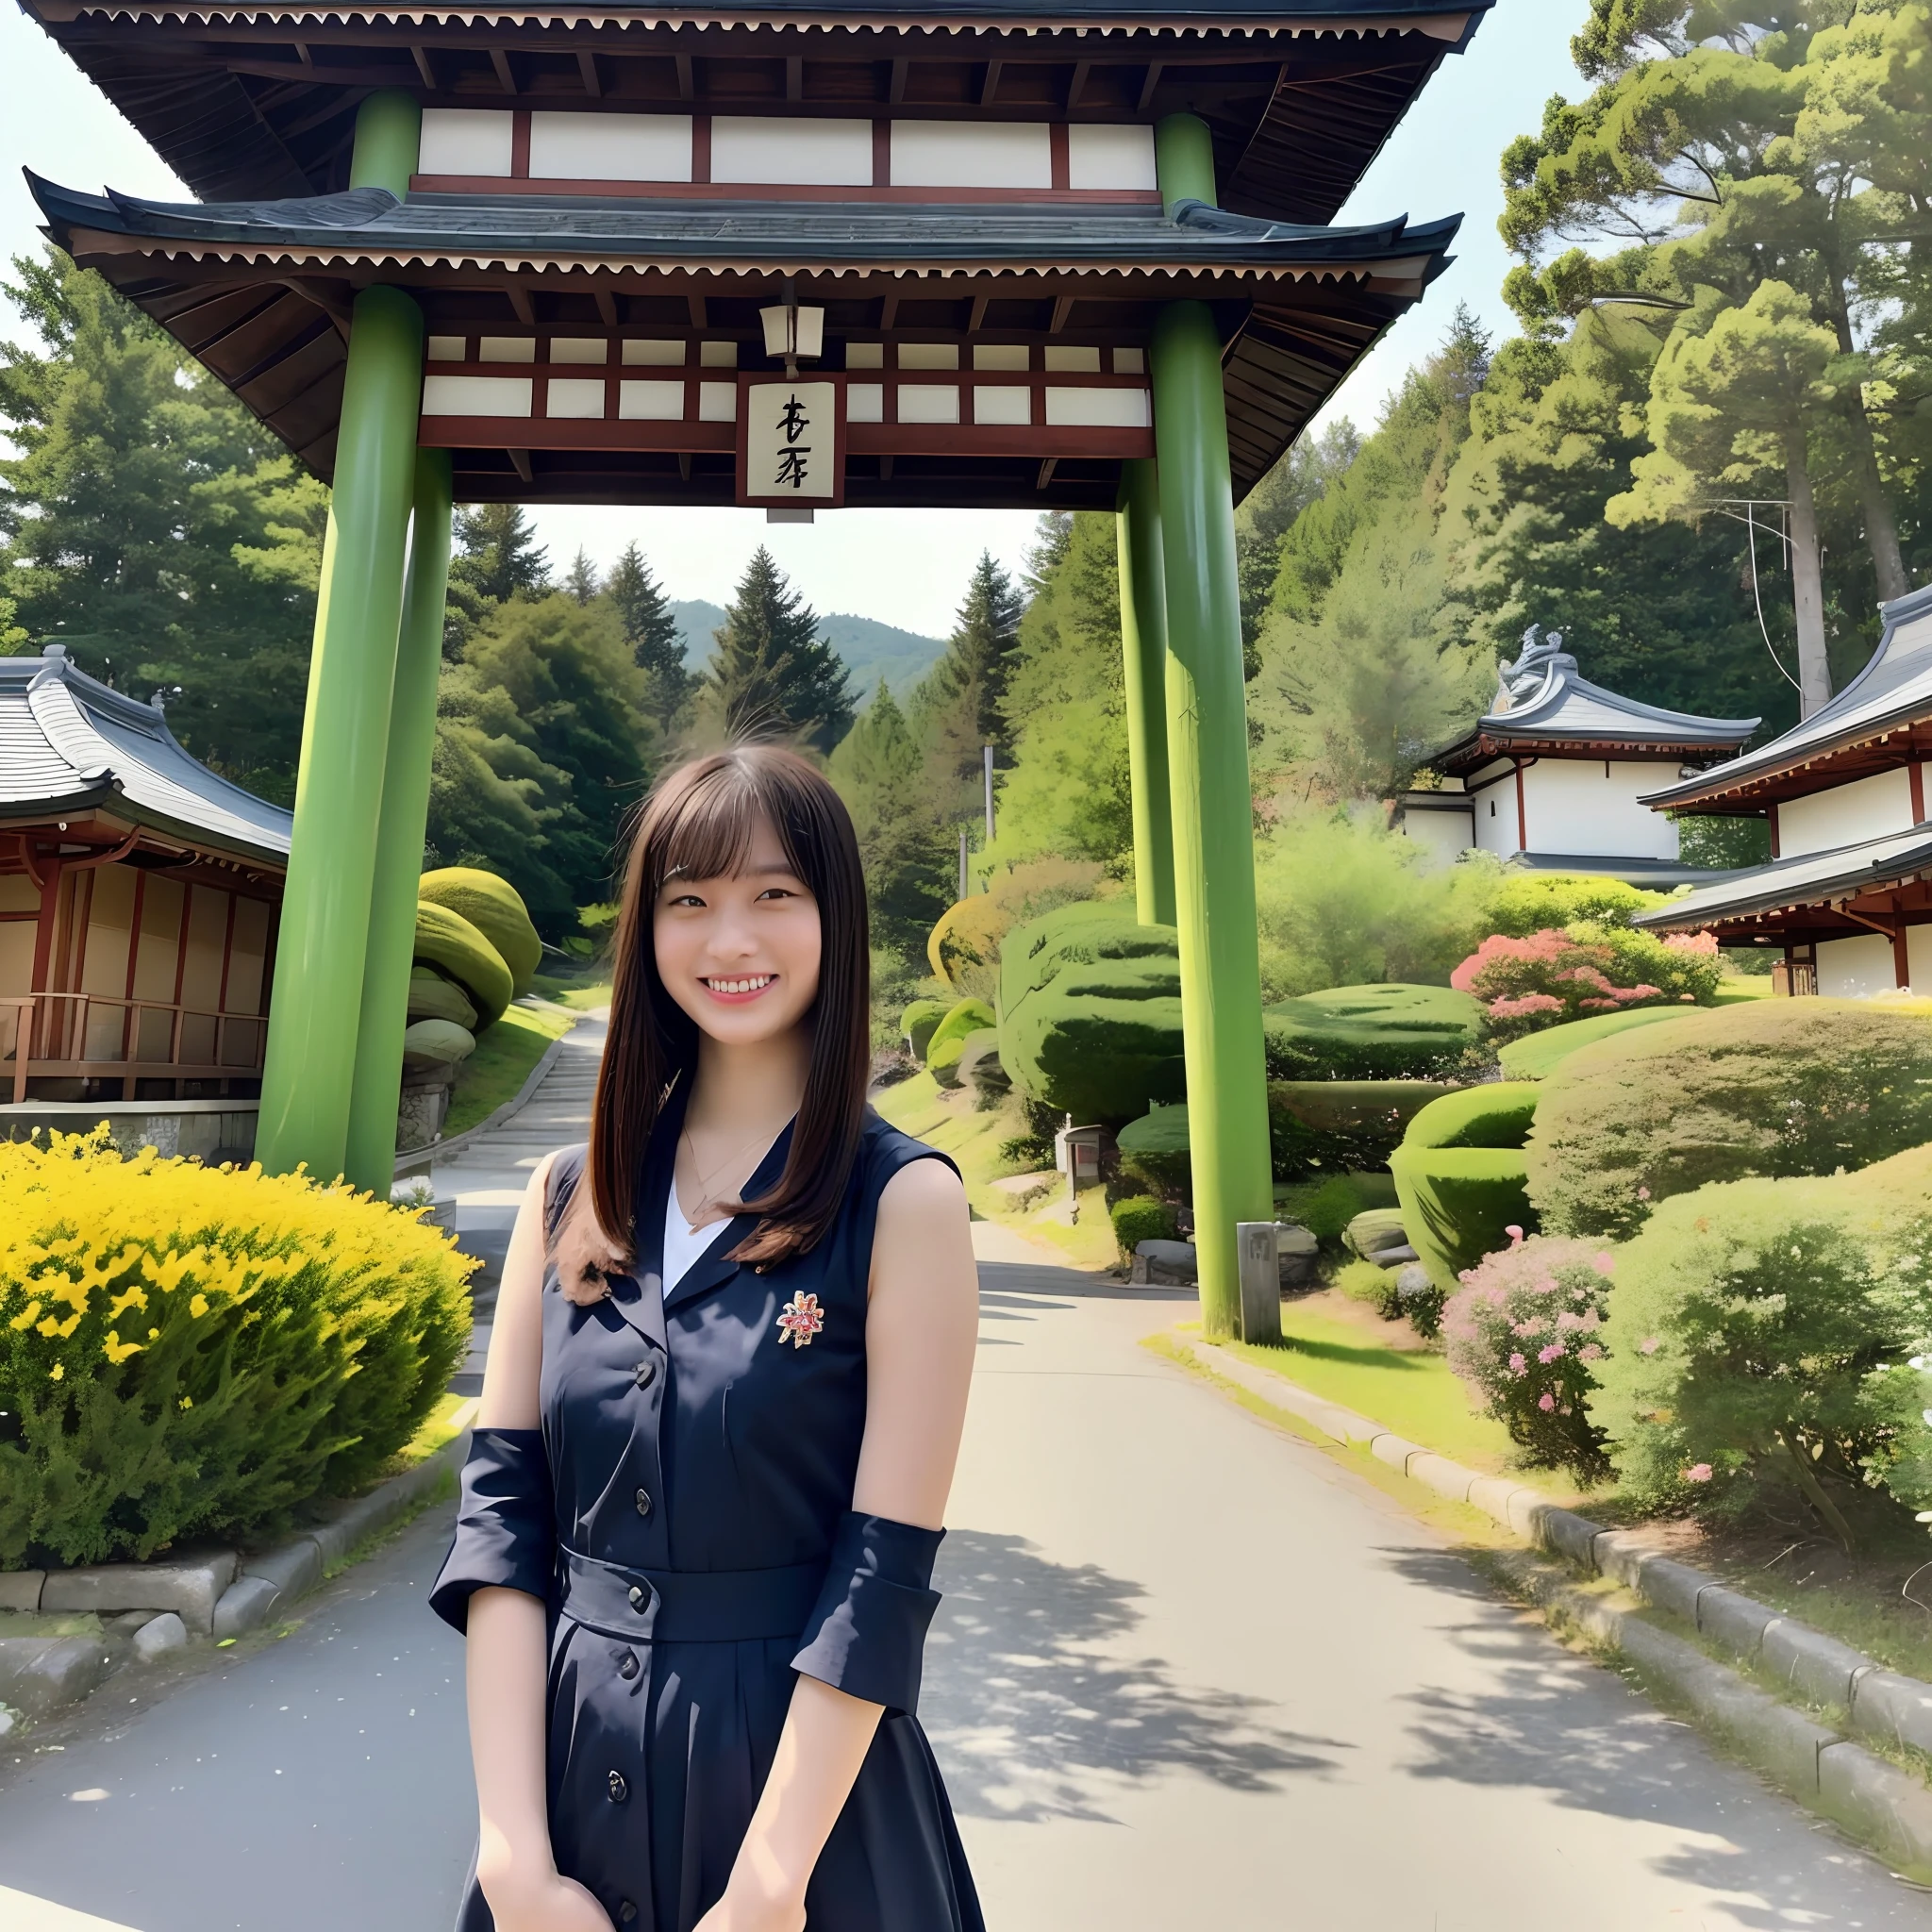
left=677, top=1123, right=779, bottom=1228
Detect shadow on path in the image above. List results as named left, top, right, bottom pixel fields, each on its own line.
left=1382, top=1547, right=1896, bottom=1924
left=924, top=1528, right=1341, bottom=1824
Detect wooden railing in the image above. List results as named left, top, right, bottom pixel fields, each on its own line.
left=0, top=991, right=266, bottom=1104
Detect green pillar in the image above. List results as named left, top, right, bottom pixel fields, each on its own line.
left=1117, top=459, right=1176, bottom=927
left=343, top=448, right=454, bottom=1197
left=256, top=94, right=425, bottom=1181
left=1151, top=115, right=1274, bottom=1339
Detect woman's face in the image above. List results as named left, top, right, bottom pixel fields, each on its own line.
left=652, top=810, right=824, bottom=1048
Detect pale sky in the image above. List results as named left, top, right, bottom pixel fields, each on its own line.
left=0, top=0, right=1584, bottom=638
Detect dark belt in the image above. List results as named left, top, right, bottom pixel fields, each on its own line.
left=558, top=1545, right=825, bottom=1644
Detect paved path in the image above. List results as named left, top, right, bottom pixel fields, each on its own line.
left=4, top=1085, right=1930, bottom=1926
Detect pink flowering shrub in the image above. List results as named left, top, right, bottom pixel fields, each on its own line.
left=1442, top=1230, right=1617, bottom=1480
left=1450, top=924, right=1723, bottom=1043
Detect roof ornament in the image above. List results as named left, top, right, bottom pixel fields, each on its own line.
left=1493, top=623, right=1576, bottom=713
left=151, top=684, right=183, bottom=712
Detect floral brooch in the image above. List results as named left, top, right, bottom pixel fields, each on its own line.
left=775, top=1291, right=825, bottom=1350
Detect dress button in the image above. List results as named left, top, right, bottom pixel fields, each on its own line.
left=634, top=1487, right=653, bottom=1518
left=634, top=1357, right=658, bottom=1389
left=627, top=1584, right=646, bottom=1611
left=618, top=1650, right=640, bottom=1681
left=619, top=1905, right=638, bottom=1924
left=608, top=1769, right=628, bottom=1804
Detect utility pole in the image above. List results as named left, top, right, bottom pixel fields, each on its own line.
left=983, top=744, right=996, bottom=845
left=958, top=826, right=969, bottom=902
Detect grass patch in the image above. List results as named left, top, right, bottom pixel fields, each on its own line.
left=872, top=1073, right=1117, bottom=1271
left=445, top=1001, right=576, bottom=1137
left=1216, top=1304, right=1591, bottom=1501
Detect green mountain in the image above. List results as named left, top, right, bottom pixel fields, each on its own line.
left=670, top=600, right=944, bottom=697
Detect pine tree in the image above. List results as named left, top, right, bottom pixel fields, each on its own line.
left=0, top=250, right=328, bottom=802
left=605, top=539, right=691, bottom=725
left=563, top=546, right=601, bottom=605
left=450, top=504, right=551, bottom=607
left=914, top=552, right=1024, bottom=808
left=699, top=546, right=854, bottom=753
left=827, top=681, right=953, bottom=951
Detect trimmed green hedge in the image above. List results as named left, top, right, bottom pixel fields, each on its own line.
left=414, top=900, right=513, bottom=1028
left=957, top=1030, right=1009, bottom=1108
left=1525, top=999, right=1932, bottom=1241
left=1001, top=904, right=1185, bottom=1121
left=1390, top=1146, right=1539, bottom=1294
left=1497, top=1005, right=1703, bottom=1079
left=1400, top=1081, right=1541, bottom=1152
left=1389, top=1082, right=1541, bottom=1291
left=1264, top=983, right=1482, bottom=1080
left=1111, top=1195, right=1178, bottom=1257
left=927, top=997, right=996, bottom=1088
left=419, top=867, right=542, bottom=994
left=901, top=998, right=950, bottom=1063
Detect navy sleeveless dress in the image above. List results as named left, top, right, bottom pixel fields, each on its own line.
left=429, top=1086, right=984, bottom=1932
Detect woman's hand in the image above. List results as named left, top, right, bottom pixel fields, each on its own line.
left=691, top=1873, right=807, bottom=1932
left=481, top=1865, right=618, bottom=1932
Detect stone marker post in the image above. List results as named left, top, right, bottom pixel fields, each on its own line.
left=1237, top=1222, right=1282, bottom=1346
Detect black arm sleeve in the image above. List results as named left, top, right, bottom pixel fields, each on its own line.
left=427, top=1426, right=555, bottom=1634
left=790, top=1511, right=944, bottom=1716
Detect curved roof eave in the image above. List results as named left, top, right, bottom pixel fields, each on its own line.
left=1644, top=585, right=1932, bottom=811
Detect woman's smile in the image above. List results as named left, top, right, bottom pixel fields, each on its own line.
left=702, top=973, right=777, bottom=1003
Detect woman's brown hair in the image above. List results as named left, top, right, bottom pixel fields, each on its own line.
left=556, top=744, right=872, bottom=1300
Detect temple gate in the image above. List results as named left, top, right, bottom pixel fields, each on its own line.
left=24, top=0, right=1485, bottom=1334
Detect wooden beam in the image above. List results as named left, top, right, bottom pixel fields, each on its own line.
left=491, top=46, right=517, bottom=94
left=980, top=59, right=1002, bottom=105
left=508, top=446, right=533, bottom=484
left=1036, top=458, right=1058, bottom=490
left=786, top=55, right=802, bottom=102
left=1049, top=294, right=1074, bottom=333
left=1137, top=61, right=1165, bottom=114
left=967, top=292, right=989, bottom=333
left=889, top=58, right=908, bottom=104
left=675, top=52, right=693, bottom=100
left=410, top=43, right=436, bottom=90
left=687, top=291, right=708, bottom=328
left=506, top=283, right=535, bottom=325
left=593, top=286, right=617, bottom=326
left=292, top=40, right=313, bottom=68
left=577, top=49, right=602, bottom=97
left=880, top=454, right=894, bottom=481
left=677, top=451, right=692, bottom=481
left=878, top=290, right=899, bottom=331
left=1066, top=59, right=1091, bottom=110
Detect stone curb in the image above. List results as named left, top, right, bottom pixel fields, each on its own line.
left=1186, top=1339, right=1932, bottom=1875
left=393, top=1001, right=584, bottom=1180
left=0, top=1431, right=468, bottom=1724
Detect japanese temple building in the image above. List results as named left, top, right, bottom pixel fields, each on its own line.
left=1399, top=625, right=1758, bottom=887
left=22, top=0, right=1489, bottom=1334
left=1639, top=585, right=1932, bottom=998
left=0, top=645, right=289, bottom=1106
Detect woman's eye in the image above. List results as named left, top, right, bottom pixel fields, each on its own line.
left=756, top=887, right=800, bottom=903
left=668, top=892, right=705, bottom=908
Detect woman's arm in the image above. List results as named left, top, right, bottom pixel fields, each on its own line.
left=466, top=1157, right=615, bottom=1932
left=699, top=1156, right=978, bottom=1932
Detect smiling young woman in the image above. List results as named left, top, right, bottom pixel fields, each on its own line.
left=430, top=747, right=984, bottom=1932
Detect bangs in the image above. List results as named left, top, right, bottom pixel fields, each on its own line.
left=647, top=755, right=812, bottom=899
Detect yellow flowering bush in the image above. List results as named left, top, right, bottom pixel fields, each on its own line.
left=0, top=1131, right=473, bottom=1568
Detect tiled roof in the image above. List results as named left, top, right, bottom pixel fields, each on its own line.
left=1643, top=586, right=1932, bottom=810
left=31, top=179, right=1460, bottom=275
left=1634, top=824, right=1932, bottom=932
left=0, top=648, right=291, bottom=866
left=1439, top=629, right=1757, bottom=773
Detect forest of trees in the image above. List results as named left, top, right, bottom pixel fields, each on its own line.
left=2, top=0, right=1926, bottom=969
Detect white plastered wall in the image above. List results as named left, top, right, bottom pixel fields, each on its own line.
left=1520, top=759, right=1681, bottom=860
left=1816, top=931, right=1899, bottom=998
left=1470, top=776, right=1516, bottom=855
left=1776, top=767, right=1915, bottom=858
left=1399, top=806, right=1475, bottom=868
